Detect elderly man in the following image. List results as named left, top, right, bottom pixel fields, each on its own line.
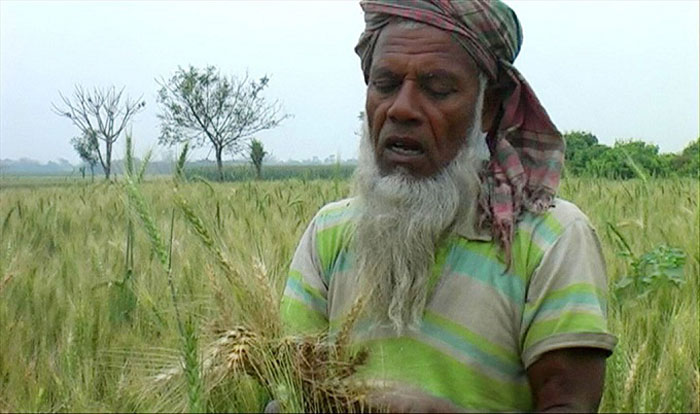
left=280, top=0, right=617, bottom=412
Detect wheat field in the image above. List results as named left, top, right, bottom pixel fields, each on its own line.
left=0, top=175, right=697, bottom=412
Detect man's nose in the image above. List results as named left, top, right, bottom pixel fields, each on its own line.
left=386, top=81, right=422, bottom=125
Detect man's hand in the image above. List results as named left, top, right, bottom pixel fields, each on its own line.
left=365, top=383, right=461, bottom=413
left=527, top=347, right=608, bottom=413
left=264, top=386, right=460, bottom=414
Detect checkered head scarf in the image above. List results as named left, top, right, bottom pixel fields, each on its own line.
left=355, top=0, right=565, bottom=263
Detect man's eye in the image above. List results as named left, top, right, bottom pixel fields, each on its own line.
left=422, top=75, right=457, bottom=99
left=424, top=83, right=456, bottom=98
left=426, top=88, right=453, bottom=98
left=371, top=79, right=399, bottom=93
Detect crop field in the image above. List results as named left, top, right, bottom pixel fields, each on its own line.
left=0, top=175, right=697, bottom=412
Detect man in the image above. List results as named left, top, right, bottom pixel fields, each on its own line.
left=280, top=1, right=617, bottom=412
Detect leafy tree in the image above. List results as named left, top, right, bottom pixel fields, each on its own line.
left=563, top=131, right=698, bottom=179
left=156, top=66, right=290, bottom=181
left=615, top=140, right=666, bottom=178
left=580, top=144, right=612, bottom=177
left=71, top=131, right=99, bottom=180
left=53, top=85, right=145, bottom=180
left=249, top=139, right=267, bottom=180
left=672, top=138, right=699, bottom=177
left=563, top=130, right=600, bottom=176
left=586, top=140, right=667, bottom=179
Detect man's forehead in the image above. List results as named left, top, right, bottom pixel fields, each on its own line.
left=370, top=22, right=478, bottom=75
left=374, top=21, right=465, bottom=53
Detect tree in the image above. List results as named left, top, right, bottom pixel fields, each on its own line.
left=157, top=65, right=290, bottom=181
left=588, top=140, right=665, bottom=179
left=563, top=130, right=600, bottom=176
left=71, top=131, right=99, bottom=180
left=53, top=85, right=145, bottom=180
left=616, top=140, right=665, bottom=177
left=673, top=138, right=699, bottom=177
left=249, top=139, right=267, bottom=180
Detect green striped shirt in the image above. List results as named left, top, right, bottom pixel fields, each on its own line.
left=281, top=197, right=617, bottom=412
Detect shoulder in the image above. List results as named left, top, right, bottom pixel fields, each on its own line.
left=316, top=197, right=356, bottom=217
left=547, top=198, right=592, bottom=228
left=312, top=197, right=360, bottom=231
left=311, top=198, right=358, bottom=249
left=308, top=198, right=359, bottom=272
left=517, top=198, right=593, bottom=244
left=512, top=198, right=596, bottom=278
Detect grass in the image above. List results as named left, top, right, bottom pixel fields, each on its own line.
left=558, top=178, right=699, bottom=413
left=0, top=175, right=697, bottom=412
left=184, top=163, right=356, bottom=182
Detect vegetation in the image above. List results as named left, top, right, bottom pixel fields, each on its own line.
left=71, top=131, right=99, bottom=180
left=156, top=66, right=290, bottom=181
left=52, top=85, right=146, bottom=180
left=249, top=139, right=267, bottom=180
left=0, top=173, right=697, bottom=412
left=186, top=163, right=356, bottom=183
left=564, top=131, right=699, bottom=179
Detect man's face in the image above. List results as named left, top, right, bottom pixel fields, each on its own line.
left=366, top=23, right=484, bottom=178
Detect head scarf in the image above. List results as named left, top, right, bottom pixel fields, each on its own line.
left=355, top=0, right=565, bottom=263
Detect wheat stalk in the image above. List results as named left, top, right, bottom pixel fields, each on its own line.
left=334, top=293, right=367, bottom=362
left=124, top=177, right=169, bottom=269
left=175, top=192, right=281, bottom=334
left=151, top=325, right=371, bottom=413
left=693, top=368, right=700, bottom=413
left=251, top=256, right=281, bottom=334
left=0, top=273, right=13, bottom=294
left=124, top=176, right=203, bottom=413
left=623, top=341, right=647, bottom=410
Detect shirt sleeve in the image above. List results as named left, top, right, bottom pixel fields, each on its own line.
left=520, top=218, right=618, bottom=368
left=280, top=214, right=329, bottom=335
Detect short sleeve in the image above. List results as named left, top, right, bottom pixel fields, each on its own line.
left=280, top=215, right=329, bottom=334
left=520, top=218, right=618, bottom=367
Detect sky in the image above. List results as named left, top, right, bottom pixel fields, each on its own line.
left=1, top=0, right=698, bottom=164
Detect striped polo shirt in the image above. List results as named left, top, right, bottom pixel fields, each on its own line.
left=281, top=197, right=617, bottom=412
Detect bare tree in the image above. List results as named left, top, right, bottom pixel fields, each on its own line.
left=53, top=86, right=145, bottom=180
left=156, top=65, right=290, bottom=181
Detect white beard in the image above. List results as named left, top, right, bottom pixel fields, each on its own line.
left=350, top=99, right=487, bottom=333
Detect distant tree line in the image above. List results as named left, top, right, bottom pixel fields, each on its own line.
left=563, top=131, right=699, bottom=179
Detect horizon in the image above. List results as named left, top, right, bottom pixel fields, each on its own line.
left=1, top=133, right=697, bottom=168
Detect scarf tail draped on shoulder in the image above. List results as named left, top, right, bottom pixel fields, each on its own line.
left=355, top=0, right=565, bottom=262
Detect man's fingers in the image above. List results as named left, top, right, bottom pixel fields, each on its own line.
left=365, top=386, right=461, bottom=413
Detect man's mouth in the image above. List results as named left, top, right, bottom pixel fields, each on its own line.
left=385, top=137, right=425, bottom=157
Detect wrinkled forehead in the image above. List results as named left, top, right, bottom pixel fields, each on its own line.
left=372, top=19, right=465, bottom=54
left=370, top=20, right=479, bottom=74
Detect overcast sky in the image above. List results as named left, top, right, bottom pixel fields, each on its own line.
left=1, top=0, right=698, bottom=164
